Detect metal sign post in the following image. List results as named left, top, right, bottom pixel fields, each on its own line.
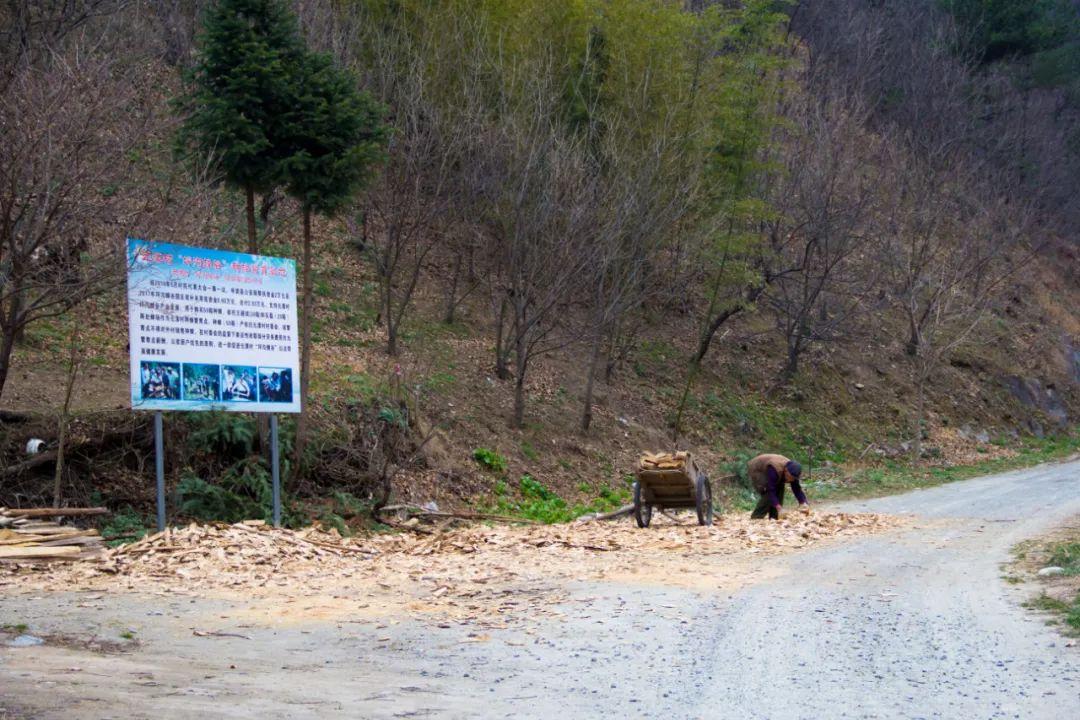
left=154, top=411, right=166, bottom=532
left=128, top=240, right=301, bottom=530
left=271, top=414, right=281, bottom=527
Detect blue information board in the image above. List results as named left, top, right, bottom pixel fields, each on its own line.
left=126, top=239, right=301, bottom=413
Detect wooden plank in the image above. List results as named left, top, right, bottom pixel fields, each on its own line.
left=6, top=526, right=87, bottom=536
left=36, top=536, right=104, bottom=547
left=3, top=507, right=108, bottom=518
left=640, top=480, right=693, bottom=491
left=0, top=535, right=51, bottom=546
left=638, top=482, right=692, bottom=491
left=0, top=545, right=82, bottom=560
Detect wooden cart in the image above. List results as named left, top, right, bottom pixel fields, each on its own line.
left=632, top=452, right=713, bottom=528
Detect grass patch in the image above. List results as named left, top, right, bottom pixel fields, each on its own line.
left=1047, top=541, right=1080, bottom=576
left=481, top=475, right=631, bottom=524
left=520, top=440, right=540, bottom=462
left=422, top=370, right=458, bottom=395
left=1010, top=524, right=1080, bottom=638
left=2, top=623, right=28, bottom=634
left=1025, top=592, right=1080, bottom=634
left=100, top=507, right=152, bottom=547
left=473, top=447, right=508, bottom=474
left=701, top=389, right=857, bottom=464
left=804, top=433, right=1080, bottom=504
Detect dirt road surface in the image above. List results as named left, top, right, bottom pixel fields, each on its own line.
left=2, top=459, right=1078, bottom=719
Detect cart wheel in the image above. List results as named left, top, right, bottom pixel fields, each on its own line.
left=633, top=481, right=653, bottom=528
left=696, top=474, right=713, bottom=526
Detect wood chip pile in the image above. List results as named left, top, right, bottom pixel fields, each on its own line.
left=368, top=510, right=900, bottom=557
left=3, top=511, right=905, bottom=629
left=93, top=520, right=376, bottom=578
left=638, top=450, right=692, bottom=472
left=0, top=507, right=108, bottom=561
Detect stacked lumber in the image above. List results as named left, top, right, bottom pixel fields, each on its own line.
left=0, top=507, right=108, bottom=561
left=638, top=450, right=692, bottom=472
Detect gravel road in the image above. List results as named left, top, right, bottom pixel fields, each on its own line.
left=2, top=459, right=1078, bottom=719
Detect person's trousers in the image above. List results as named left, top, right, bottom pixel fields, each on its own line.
left=750, top=482, right=785, bottom=519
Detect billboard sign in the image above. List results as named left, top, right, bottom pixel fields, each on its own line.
left=127, top=239, right=301, bottom=413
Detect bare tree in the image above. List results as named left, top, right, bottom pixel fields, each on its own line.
left=439, top=227, right=484, bottom=325
left=880, top=145, right=1033, bottom=461
left=763, top=86, right=880, bottom=380
left=475, top=110, right=600, bottom=428
left=0, top=1, right=130, bottom=83
left=0, top=40, right=153, bottom=401
left=579, top=135, right=701, bottom=432
left=0, top=7, right=219, bottom=405
left=361, top=33, right=460, bottom=356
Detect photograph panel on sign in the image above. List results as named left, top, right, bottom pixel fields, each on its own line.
left=182, top=363, right=221, bottom=402
left=139, top=361, right=180, bottom=400
left=222, top=365, right=257, bottom=402
left=258, top=367, right=293, bottom=403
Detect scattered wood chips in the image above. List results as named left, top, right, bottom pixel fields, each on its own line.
left=2, top=512, right=904, bottom=629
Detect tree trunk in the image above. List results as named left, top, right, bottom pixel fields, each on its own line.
left=781, top=336, right=800, bottom=380
left=905, top=315, right=919, bottom=357
left=513, top=371, right=526, bottom=430
left=384, top=267, right=398, bottom=355
left=512, top=333, right=527, bottom=429
left=0, top=279, right=24, bottom=401
left=0, top=321, right=18, bottom=403
left=494, top=296, right=510, bottom=380
left=386, top=319, right=398, bottom=356
left=245, top=184, right=258, bottom=254
left=443, top=252, right=462, bottom=324
left=912, top=370, right=925, bottom=466
left=246, top=183, right=270, bottom=456
left=694, top=284, right=764, bottom=364
left=671, top=359, right=701, bottom=443
left=53, top=331, right=81, bottom=507
left=293, top=206, right=314, bottom=481
left=581, top=331, right=603, bottom=433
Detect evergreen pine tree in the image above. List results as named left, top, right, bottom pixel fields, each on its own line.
left=281, top=51, right=387, bottom=470
left=177, top=0, right=305, bottom=253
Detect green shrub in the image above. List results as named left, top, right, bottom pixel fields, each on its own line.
left=520, top=441, right=540, bottom=462
left=186, top=412, right=255, bottom=457
left=483, top=475, right=631, bottom=524
left=724, top=450, right=756, bottom=490
left=473, top=447, right=508, bottom=473
left=520, top=474, right=555, bottom=501
left=331, top=491, right=370, bottom=517
left=101, top=507, right=152, bottom=547
left=317, top=510, right=351, bottom=537
left=1048, top=542, right=1080, bottom=576
left=177, top=458, right=301, bottom=526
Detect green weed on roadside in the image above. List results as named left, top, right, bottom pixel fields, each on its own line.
left=101, top=508, right=152, bottom=547
left=473, top=447, right=508, bottom=474
left=482, top=475, right=630, bottom=524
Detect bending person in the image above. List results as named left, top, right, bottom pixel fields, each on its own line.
left=748, top=453, right=810, bottom=520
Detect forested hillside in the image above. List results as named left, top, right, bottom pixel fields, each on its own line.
left=1, top=0, right=1077, bottom=524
